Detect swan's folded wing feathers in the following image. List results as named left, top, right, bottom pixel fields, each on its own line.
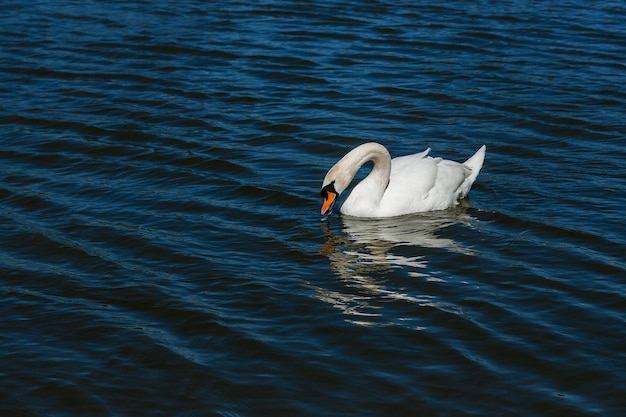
left=380, top=154, right=439, bottom=215
left=436, top=160, right=472, bottom=202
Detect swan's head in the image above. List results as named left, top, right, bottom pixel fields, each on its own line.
left=320, top=180, right=338, bottom=217
left=320, top=163, right=352, bottom=217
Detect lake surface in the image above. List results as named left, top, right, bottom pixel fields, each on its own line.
left=1, top=1, right=625, bottom=416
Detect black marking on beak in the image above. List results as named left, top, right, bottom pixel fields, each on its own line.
left=321, top=180, right=336, bottom=199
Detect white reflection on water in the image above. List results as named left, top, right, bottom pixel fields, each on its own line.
left=316, top=205, right=476, bottom=326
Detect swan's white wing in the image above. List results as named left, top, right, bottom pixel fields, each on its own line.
left=388, top=152, right=438, bottom=199
left=379, top=153, right=470, bottom=216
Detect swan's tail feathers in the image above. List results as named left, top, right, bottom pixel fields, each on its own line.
left=464, top=145, right=486, bottom=180
left=459, top=145, right=486, bottom=198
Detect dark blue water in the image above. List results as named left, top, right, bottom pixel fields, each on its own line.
left=2, top=1, right=625, bottom=416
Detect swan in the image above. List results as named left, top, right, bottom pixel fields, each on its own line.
left=320, top=142, right=486, bottom=218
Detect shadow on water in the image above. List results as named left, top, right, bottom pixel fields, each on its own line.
left=315, top=204, right=476, bottom=326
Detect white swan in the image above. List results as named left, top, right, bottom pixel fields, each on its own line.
left=320, top=142, right=486, bottom=218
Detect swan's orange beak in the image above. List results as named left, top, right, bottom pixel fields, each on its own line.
left=321, top=191, right=337, bottom=216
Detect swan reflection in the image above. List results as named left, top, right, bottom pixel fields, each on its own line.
left=316, top=206, right=475, bottom=326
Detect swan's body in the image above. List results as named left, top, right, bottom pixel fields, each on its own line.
left=320, top=142, right=486, bottom=218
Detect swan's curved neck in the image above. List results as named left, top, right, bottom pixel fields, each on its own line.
left=331, top=142, right=391, bottom=200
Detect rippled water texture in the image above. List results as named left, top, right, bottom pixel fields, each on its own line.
left=1, top=1, right=625, bottom=416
